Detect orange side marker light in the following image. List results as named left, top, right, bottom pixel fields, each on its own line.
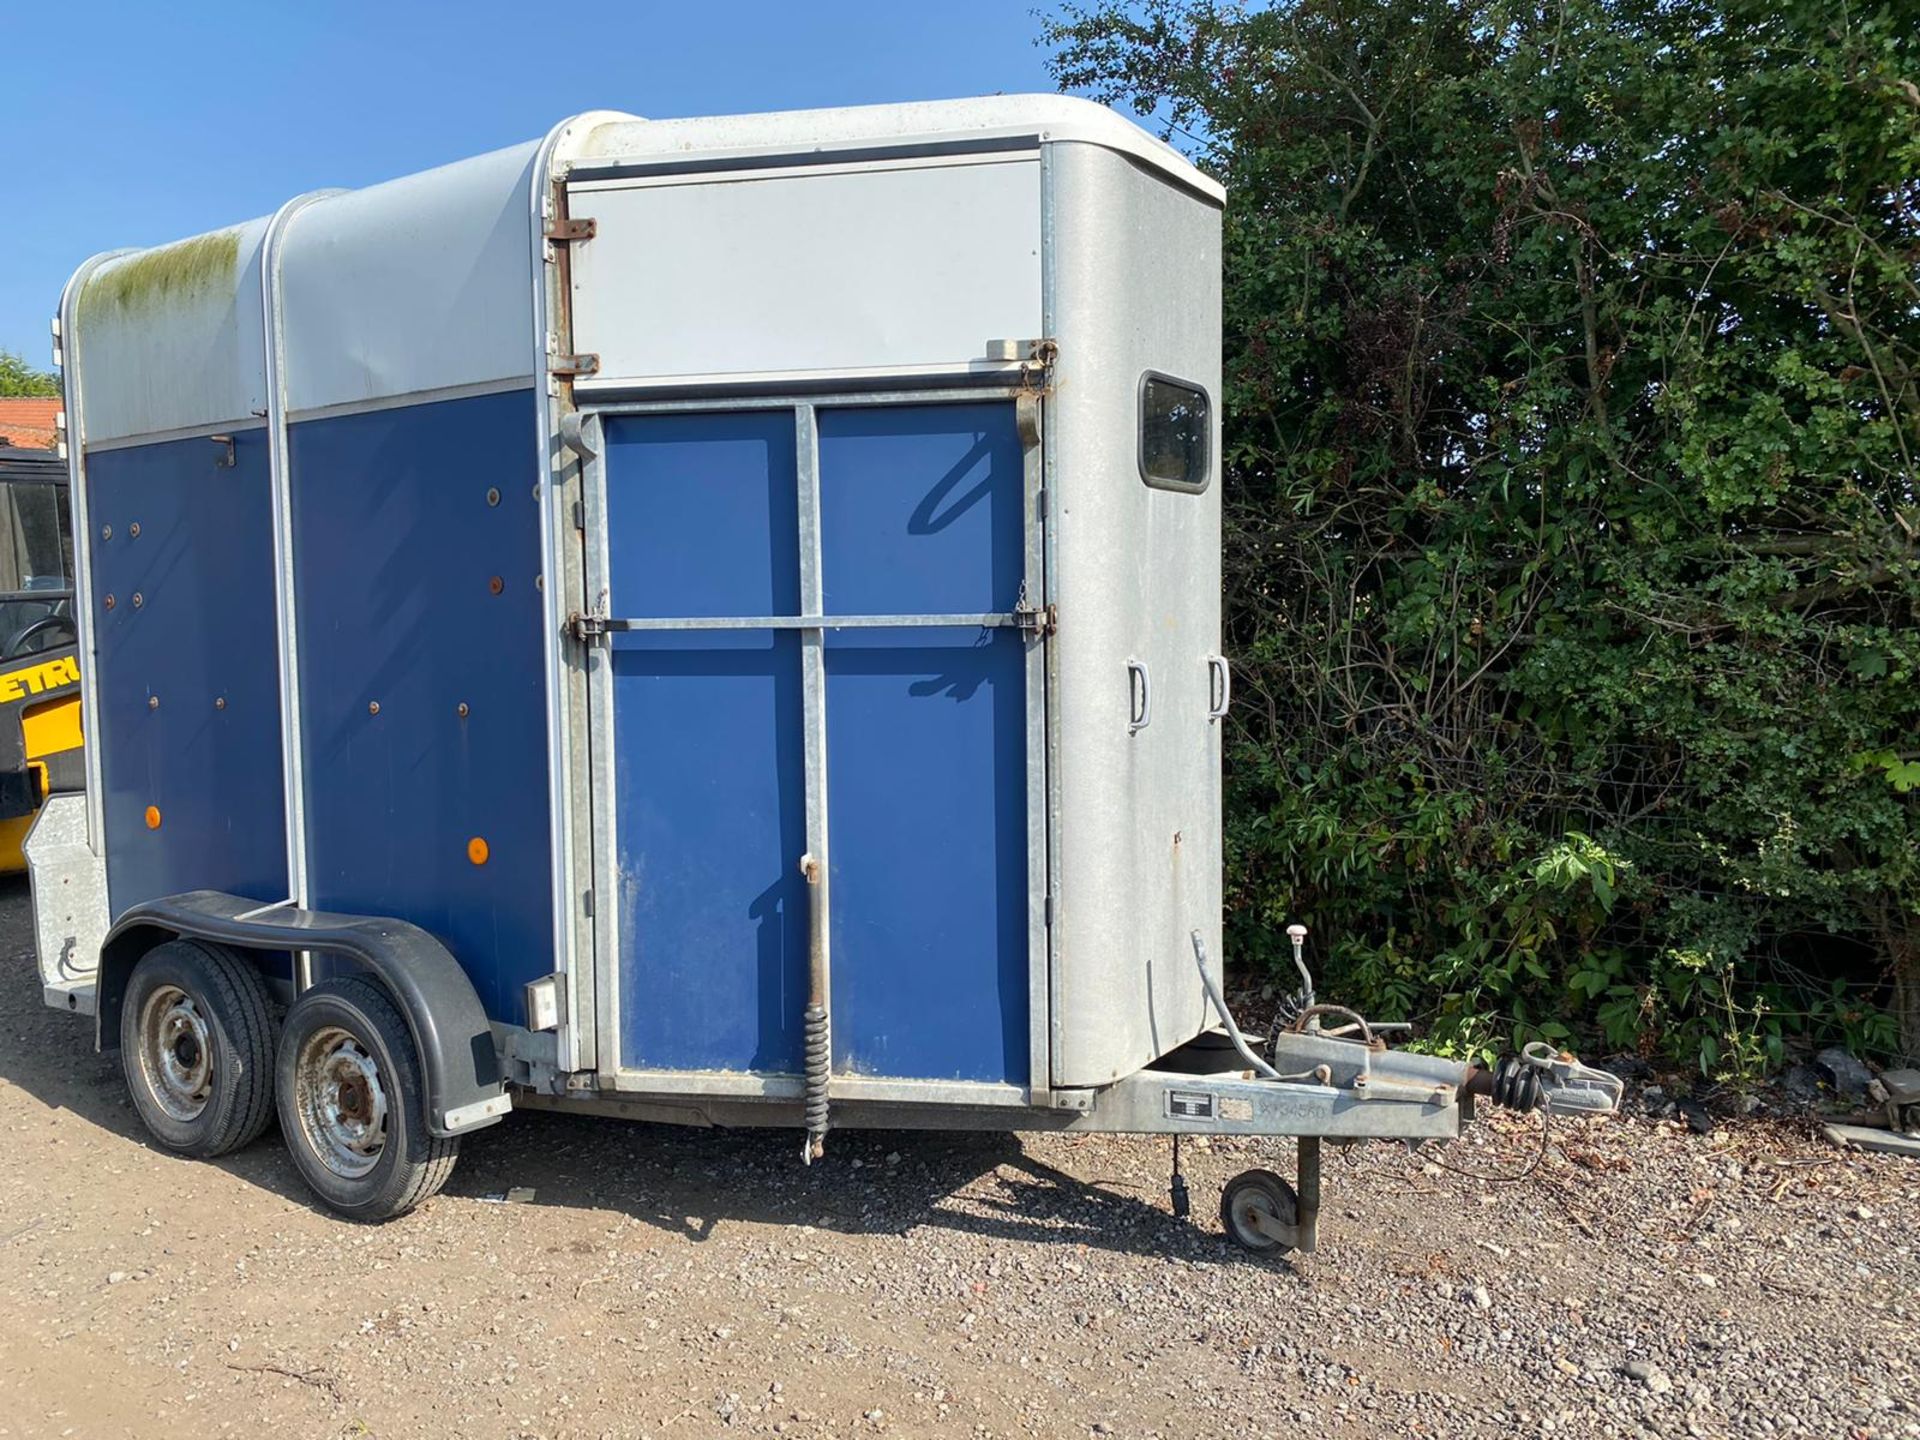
left=144, top=805, right=161, bottom=830
left=467, top=836, right=489, bottom=866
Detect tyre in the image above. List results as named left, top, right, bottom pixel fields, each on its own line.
left=275, top=975, right=458, bottom=1221
left=120, top=939, right=276, bottom=1158
left=1220, top=1167, right=1299, bottom=1254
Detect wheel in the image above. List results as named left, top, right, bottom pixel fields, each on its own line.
left=275, top=975, right=458, bottom=1221
left=1220, top=1167, right=1299, bottom=1254
left=120, top=939, right=276, bottom=1158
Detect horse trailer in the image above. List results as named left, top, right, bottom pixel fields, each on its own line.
left=32, top=96, right=1619, bottom=1245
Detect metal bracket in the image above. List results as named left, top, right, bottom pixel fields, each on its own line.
left=1021, top=338, right=1058, bottom=393
left=567, top=610, right=608, bottom=643
left=559, top=410, right=599, bottom=460
left=209, top=434, right=236, bottom=469
left=544, top=216, right=597, bottom=243
left=550, top=353, right=600, bottom=379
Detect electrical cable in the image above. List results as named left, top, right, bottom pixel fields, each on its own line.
left=1189, top=930, right=1283, bottom=1080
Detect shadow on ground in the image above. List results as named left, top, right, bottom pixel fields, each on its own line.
left=0, top=877, right=1209, bottom=1261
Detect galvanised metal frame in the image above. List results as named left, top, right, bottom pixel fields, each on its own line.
left=531, top=115, right=632, bottom=1074
left=577, top=410, right=617, bottom=1075
left=577, top=384, right=1051, bottom=1109
left=54, top=248, right=135, bottom=860
left=794, top=403, right=832, bottom=1121
left=261, top=190, right=343, bottom=947
left=1038, top=147, right=1067, bottom=1097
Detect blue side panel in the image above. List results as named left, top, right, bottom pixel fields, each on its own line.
left=288, top=389, right=551, bottom=1024
left=88, top=431, right=289, bottom=914
left=818, top=403, right=1029, bottom=1085
left=603, top=413, right=807, bottom=1072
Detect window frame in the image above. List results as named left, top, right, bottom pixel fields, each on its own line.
left=0, top=474, right=74, bottom=608
left=1136, top=370, right=1212, bottom=494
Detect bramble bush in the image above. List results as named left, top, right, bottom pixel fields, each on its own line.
left=1046, top=0, right=1920, bottom=1070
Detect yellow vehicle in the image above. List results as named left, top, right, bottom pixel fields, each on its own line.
left=0, top=445, right=81, bottom=872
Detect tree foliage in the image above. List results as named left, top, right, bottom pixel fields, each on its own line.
left=1045, top=0, right=1920, bottom=1067
left=0, top=350, right=59, bottom=398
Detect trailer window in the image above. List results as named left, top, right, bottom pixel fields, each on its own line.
left=1138, top=373, right=1210, bottom=492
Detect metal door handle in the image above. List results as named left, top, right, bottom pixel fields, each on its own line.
left=1207, top=654, right=1231, bottom=722
left=1127, top=659, right=1151, bottom=734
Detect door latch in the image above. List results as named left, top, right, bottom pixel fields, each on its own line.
left=567, top=610, right=609, bottom=642
left=1013, top=581, right=1056, bottom=638
left=1014, top=600, right=1057, bottom=638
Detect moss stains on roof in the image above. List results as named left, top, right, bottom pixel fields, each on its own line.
left=80, top=229, right=241, bottom=321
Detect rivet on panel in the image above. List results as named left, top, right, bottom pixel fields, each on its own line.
left=486, top=488, right=501, bottom=507
left=368, top=701, right=381, bottom=716
left=467, top=836, right=490, bottom=866
left=100, top=524, right=112, bottom=541
left=456, top=702, right=470, bottom=718
left=535, top=574, right=544, bottom=593
left=214, top=696, right=227, bottom=711
left=144, top=806, right=161, bottom=830
left=489, top=576, right=505, bottom=595
left=128, top=522, right=141, bottom=539
left=147, top=695, right=159, bottom=711
left=131, top=592, right=144, bottom=609
left=103, top=594, right=116, bottom=611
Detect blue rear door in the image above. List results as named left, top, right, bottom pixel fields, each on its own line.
left=595, top=398, right=1036, bottom=1089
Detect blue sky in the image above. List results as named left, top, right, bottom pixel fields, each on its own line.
left=0, top=1, right=1068, bottom=365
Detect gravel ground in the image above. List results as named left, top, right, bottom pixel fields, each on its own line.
left=0, top=876, right=1914, bottom=1439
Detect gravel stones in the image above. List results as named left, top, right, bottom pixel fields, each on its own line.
left=0, top=879, right=1915, bottom=1440
left=1624, top=1358, right=1674, bottom=1395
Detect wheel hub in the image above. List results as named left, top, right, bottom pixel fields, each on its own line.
left=293, top=1027, right=388, bottom=1179
left=136, top=985, right=215, bottom=1122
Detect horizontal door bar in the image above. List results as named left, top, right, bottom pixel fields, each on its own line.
left=594, top=612, right=1025, bottom=632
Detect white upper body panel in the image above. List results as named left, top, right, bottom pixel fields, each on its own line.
left=568, top=153, right=1043, bottom=387
left=277, top=141, right=546, bottom=417
left=69, top=217, right=271, bottom=444
left=67, top=95, right=1217, bottom=439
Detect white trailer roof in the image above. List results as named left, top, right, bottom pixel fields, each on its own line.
left=65, top=96, right=1221, bottom=442
left=569, top=96, right=1223, bottom=202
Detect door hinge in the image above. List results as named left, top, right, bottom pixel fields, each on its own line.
left=550, top=353, right=600, bottom=379
left=544, top=216, right=597, bottom=243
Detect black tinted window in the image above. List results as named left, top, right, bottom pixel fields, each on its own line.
left=1139, top=374, right=1210, bottom=491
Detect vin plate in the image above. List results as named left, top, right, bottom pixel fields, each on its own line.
left=1166, top=1090, right=1216, bottom=1120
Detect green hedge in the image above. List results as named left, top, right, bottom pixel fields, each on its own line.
left=1046, top=0, right=1920, bottom=1071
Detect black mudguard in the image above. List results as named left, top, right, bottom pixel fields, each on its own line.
left=98, top=890, right=507, bottom=1137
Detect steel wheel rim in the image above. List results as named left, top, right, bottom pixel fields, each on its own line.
left=136, top=984, right=215, bottom=1122
left=293, top=1025, right=388, bottom=1179
left=1229, top=1187, right=1286, bottom=1248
